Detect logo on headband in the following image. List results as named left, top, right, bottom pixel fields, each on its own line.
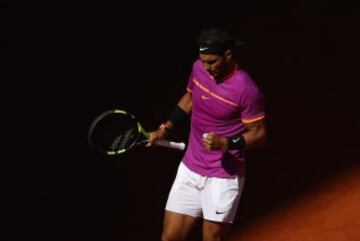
left=199, top=46, right=209, bottom=52
left=198, top=42, right=232, bottom=55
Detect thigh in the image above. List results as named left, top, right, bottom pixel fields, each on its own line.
left=202, top=220, right=231, bottom=241
left=162, top=210, right=200, bottom=241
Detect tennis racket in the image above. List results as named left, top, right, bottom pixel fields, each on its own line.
left=87, top=109, right=186, bottom=155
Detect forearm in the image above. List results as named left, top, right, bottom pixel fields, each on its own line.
left=225, top=119, right=267, bottom=150
left=203, top=130, right=266, bottom=152
left=177, top=91, right=192, bottom=114
left=242, top=127, right=267, bottom=150
left=162, top=92, right=192, bottom=132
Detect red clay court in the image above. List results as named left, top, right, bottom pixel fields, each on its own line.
left=229, top=165, right=360, bottom=241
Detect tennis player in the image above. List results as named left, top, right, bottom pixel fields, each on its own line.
left=148, top=27, right=267, bottom=241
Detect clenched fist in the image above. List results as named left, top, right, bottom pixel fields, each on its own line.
left=202, top=132, right=228, bottom=151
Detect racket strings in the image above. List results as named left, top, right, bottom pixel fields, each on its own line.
left=89, top=112, right=140, bottom=153
left=88, top=109, right=186, bottom=155
left=110, top=134, right=123, bottom=150
left=114, top=128, right=138, bottom=150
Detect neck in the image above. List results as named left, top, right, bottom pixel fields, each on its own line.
left=215, top=61, right=238, bottom=82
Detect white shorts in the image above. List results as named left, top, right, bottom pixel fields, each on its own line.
left=165, top=162, right=245, bottom=223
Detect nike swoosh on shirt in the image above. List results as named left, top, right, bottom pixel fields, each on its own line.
left=199, top=47, right=209, bottom=51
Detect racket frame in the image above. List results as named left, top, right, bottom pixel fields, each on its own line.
left=88, top=109, right=185, bottom=155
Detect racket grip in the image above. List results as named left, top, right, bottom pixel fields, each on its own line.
left=155, top=139, right=186, bottom=151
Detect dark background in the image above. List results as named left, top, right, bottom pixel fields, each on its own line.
left=14, top=1, right=359, bottom=240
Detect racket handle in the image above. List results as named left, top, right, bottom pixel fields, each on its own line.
left=155, top=139, right=186, bottom=151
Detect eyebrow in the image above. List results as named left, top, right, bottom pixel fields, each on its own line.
left=199, top=56, right=217, bottom=63
left=204, top=60, right=216, bottom=64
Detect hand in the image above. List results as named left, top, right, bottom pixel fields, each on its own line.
left=146, top=125, right=169, bottom=147
left=202, top=132, right=228, bottom=151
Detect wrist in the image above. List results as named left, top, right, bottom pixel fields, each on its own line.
left=168, top=105, right=188, bottom=127
left=221, top=136, right=229, bottom=151
left=159, top=123, right=171, bottom=136
left=226, top=135, right=246, bottom=150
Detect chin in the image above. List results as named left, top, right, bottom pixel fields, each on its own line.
left=210, top=73, right=218, bottom=78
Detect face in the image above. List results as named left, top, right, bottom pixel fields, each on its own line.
left=199, top=50, right=233, bottom=81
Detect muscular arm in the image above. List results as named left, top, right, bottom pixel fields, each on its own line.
left=147, top=92, right=192, bottom=146
left=203, top=118, right=267, bottom=151
left=163, top=91, right=192, bottom=131
left=242, top=118, right=267, bottom=150
left=178, top=91, right=192, bottom=114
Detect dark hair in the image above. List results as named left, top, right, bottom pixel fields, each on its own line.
left=197, top=28, right=237, bottom=50
left=196, top=27, right=245, bottom=56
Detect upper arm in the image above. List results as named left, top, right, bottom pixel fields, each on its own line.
left=243, top=118, right=267, bottom=148
left=240, top=86, right=265, bottom=124
left=178, top=91, right=192, bottom=114
left=244, top=118, right=266, bottom=135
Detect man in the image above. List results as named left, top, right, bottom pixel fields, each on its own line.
left=147, top=28, right=267, bottom=241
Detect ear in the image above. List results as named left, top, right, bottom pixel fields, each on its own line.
left=224, top=49, right=233, bottom=61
